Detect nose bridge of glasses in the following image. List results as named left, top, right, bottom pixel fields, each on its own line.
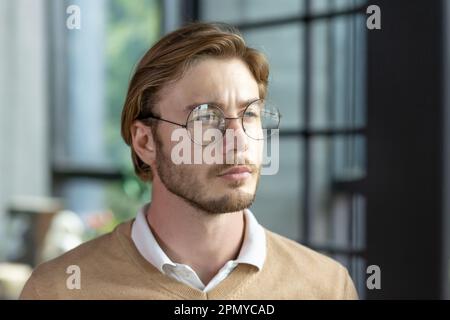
left=223, top=116, right=246, bottom=132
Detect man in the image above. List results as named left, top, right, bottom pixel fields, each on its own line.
left=20, top=22, right=358, bottom=299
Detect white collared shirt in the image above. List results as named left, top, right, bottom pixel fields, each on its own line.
left=131, top=203, right=266, bottom=292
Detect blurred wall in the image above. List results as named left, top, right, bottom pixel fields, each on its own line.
left=0, top=0, right=50, bottom=259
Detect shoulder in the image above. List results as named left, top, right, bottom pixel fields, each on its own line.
left=20, top=220, right=134, bottom=299
left=264, top=229, right=358, bottom=299
left=265, top=229, right=339, bottom=270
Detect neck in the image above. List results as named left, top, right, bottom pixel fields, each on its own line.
left=147, top=177, right=246, bottom=285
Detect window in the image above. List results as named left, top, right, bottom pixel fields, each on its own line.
left=198, top=0, right=368, bottom=297
left=50, top=0, right=162, bottom=232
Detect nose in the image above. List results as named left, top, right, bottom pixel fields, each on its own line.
left=222, top=117, right=249, bottom=154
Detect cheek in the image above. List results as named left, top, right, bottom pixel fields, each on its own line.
left=247, top=140, right=264, bottom=165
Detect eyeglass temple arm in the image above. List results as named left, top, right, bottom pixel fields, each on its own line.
left=139, top=115, right=186, bottom=128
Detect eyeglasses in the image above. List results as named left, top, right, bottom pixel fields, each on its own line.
left=137, top=99, right=281, bottom=146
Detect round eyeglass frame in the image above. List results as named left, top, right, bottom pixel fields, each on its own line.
left=137, top=98, right=281, bottom=146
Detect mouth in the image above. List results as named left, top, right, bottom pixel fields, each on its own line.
left=218, top=165, right=252, bottom=181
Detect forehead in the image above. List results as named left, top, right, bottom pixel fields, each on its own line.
left=183, top=57, right=257, bottom=86
left=157, top=58, right=260, bottom=113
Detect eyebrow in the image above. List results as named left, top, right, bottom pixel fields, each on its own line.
left=183, top=98, right=261, bottom=112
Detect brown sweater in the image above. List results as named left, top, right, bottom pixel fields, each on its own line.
left=19, top=220, right=358, bottom=299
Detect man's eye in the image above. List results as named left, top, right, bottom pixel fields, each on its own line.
left=197, top=114, right=219, bottom=121
left=244, top=111, right=259, bottom=118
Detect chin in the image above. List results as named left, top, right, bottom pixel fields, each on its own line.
left=210, top=192, right=256, bottom=214
left=217, top=180, right=256, bottom=192
left=225, top=189, right=257, bottom=206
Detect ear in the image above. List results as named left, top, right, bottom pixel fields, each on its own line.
left=130, top=120, right=156, bottom=166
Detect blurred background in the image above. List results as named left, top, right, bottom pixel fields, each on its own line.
left=0, top=0, right=449, bottom=300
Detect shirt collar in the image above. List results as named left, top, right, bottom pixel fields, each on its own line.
left=235, top=207, right=266, bottom=270
left=131, top=203, right=176, bottom=274
left=131, top=203, right=266, bottom=273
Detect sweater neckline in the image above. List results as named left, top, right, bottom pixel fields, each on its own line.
left=114, top=219, right=262, bottom=299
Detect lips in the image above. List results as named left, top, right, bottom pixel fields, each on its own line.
left=217, top=166, right=253, bottom=182
left=218, top=165, right=252, bottom=176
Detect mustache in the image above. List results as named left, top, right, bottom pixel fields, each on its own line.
left=208, top=159, right=260, bottom=177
